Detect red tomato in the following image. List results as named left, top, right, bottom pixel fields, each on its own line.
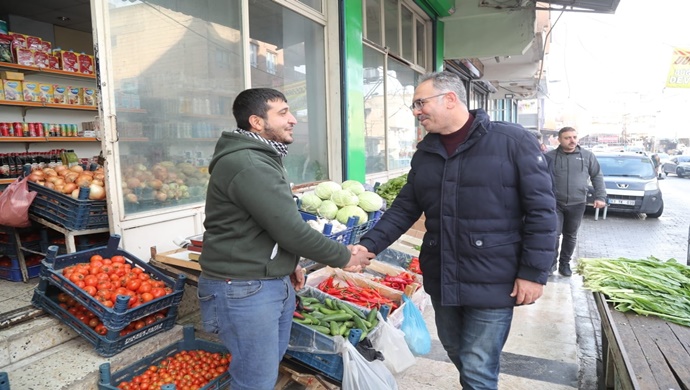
left=111, top=255, right=126, bottom=264
left=90, top=254, right=104, bottom=263
left=126, top=279, right=142, bottom=292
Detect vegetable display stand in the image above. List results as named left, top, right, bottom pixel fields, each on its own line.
left=28, top=181, right=109, bottom=231
left=595, top=292, right=690, bottom=389
left=285, top=287, right=389, bottom=384
left=98, top=324, right=231, bottom=390
left=36, top=234, right=186, bottom=330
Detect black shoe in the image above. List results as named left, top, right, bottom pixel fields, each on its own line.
left=558, top=263, right=572, bottom=277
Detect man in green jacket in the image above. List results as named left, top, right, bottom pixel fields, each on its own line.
left=198, top=88, right=374, bottom=390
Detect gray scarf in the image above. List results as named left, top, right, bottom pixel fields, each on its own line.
left=233, top=128, right=288, bottom=157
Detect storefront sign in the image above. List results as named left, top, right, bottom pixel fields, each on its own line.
left=666, top=48, right=690, bottom=88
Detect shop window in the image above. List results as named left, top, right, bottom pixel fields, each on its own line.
left=248, top=0, right=329, bottom=184
left=250, top=42, right=258, bottom=67
left=107, top=0, right=244, bottom=216
left=363, top=46, right=419, bottom=175
left=384, top=0, right=399, bottom=56
left=415, top=18, right=426, bottom=68
left=364, top=0, right=383, bottom=46
left=296, top=0, right=322, bottom=13
left=401, top=6, right=413, bottom=61
left=266, top=51, right=277, bottom=75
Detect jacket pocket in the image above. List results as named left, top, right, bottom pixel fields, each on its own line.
left=469, top=231, right=522, bottom=249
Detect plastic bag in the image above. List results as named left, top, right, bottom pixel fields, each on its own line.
left=400, top=294, right=431, bottom=355
left=369, top=317, right=416, bottom=374
left=0, top=177, right=37, bottom=228
left=341, top=339, right=398, bottom=390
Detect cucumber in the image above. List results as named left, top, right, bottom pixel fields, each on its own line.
left=320, top=313, right=353, bottom=322
left=352, top=315, right=368, bottom=331
left=300, top=297, right=320, bottom=305
left=325, top=298, right=336, bottom=310
left=307, top=324, right=331, bottom=335
left=339, top=322, right=349, bottom=336
left=338, top=300, right=366, bottom=319
left=302, top=313, right=321, bottom=325
left=318, top=306, right=342, bottom=315
left=329, top=321, right=340, bottom=336
left=366, top=307, right=378, bottom=324
left=309, top=311, right=325, bottom=318
left=293, top=317, right=311, bottom=325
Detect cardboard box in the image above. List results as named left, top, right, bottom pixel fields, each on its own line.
left=2, top=80, right=22, bottom=101
left=155, top=248, right=201, bottom=271
left=52, top=84, right=66, bottom=104
left=34, top=50, right=49, bottom=68
left=56, top=50, right=79, bottom=72
left=66, top=86, right=81, bottom=105
left=78, top=53, right=94, bottom=75
left=38, top=83, right=54, bottom=103
left=22, top=81, right=39, bottom=102
left=15, top=47, right=34, bottom=67
left=0, top=71, right=24, bottom=81
left=81, top=87, right=97, bottom=106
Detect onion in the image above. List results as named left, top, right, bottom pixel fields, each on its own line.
left=155, top=191, right=168, bottom=202
left=93, top=173, right=105, bottom=181
left=54, top=165, right=68, bottom=174
left=45, top=182, right=55, bottom=190
left=125, top=193, right=139, bottom=204
left=69, top=165, right=84, bottom=173
left=28, top=173, right=43, bottom=182
left=88, top=184, right=106, bottom=200
left=71, top=189, right=80, bottom=199
left=62, top=183, right=77, bottom=194
left=126, top=178, right=141, bottom=189
left=75, top=175, right=92, bottom=187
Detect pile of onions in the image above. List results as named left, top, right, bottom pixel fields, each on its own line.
left=26, top=165, right=107, bottom=200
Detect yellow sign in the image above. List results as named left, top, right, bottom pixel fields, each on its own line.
left=666, top=48, right=690, bottom=88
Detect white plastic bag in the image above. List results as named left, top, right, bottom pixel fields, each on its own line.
left=369, top=318, right=416, bottom=374
left=341, top=340, right=398, bottom=390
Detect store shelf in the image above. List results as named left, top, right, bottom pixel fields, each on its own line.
left=0, top=178, right=16, bottom=185
left=0, top=100, right=97, bottom=111
left=0, top=62, right=96, bottom=80
left=0, top=137, right=98, bottom=143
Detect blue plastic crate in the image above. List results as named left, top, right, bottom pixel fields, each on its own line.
left=285, top=329, right=361, bottom=384
left=98, top=324, right=231, bottom=389
left=31, top=284, right=177, bottom=357
left=299, top=210, right=382, bottom=245
left=0, top=256, right=41, bottom=281
left=376, top=247, right=417, bottom=271
left=28, top=181, right=109, bottom=230
left=38, top=234, right=187, bottom=330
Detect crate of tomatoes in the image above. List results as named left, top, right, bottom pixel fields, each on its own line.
left=31, top=283, right=177, bottom=357
left=98, top=324, right=231, bottom=389
left=35, top=234, right=186, bottom=331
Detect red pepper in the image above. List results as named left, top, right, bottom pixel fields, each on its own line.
left=293, top=311, right=305, bottom=319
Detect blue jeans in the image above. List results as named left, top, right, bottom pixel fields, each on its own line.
left=197, top=275, right=295, bottom=390
left=431, top=299, right=513, bottom=390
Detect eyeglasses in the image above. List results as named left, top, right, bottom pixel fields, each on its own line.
left=409, top=93, right=448, bottom=111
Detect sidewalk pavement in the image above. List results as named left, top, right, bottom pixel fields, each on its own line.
left=393, top=273, right=586, bottom=390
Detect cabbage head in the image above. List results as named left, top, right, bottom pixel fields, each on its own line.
left=314, top=181, right=341, bottom=200
left=317, top=200, right=339, bottom=220
left=341, top=180, right=366, bottom=195
left=331, top=189, right=359, bottom=208
left=300, top=193, right=322, bottom=213
left=357, top=191, right=384, bottom=212
left=336, top=205, right=369, bottom=225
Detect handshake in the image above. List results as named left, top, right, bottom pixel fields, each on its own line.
left=343, top=244, right=375, bottom=272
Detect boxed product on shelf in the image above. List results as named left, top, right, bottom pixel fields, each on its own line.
left=2, top=80, right=21, bottom=101
left=52, top=84, right=66, bottom=104
left=0, top=70, right=23, bottom=80
left=81, top=87, right=97, bottom=106
left=28, top=181, right=109, bottom=230
left=97, top=324, right=231, bottom=389
left=32, top=282, right=178, bottom=357
left=38, top=83, right=53, bottom=103
left=55, top=49, right=79, bottom=73
left=67, top=86, right=81, bottom=105
left=36, top=234, right=187, bottom=331
left=14, top=47, right=34, bottom=67
left=78, top=53, right=94, bottom=75
left=22, top=81, right=39, bottom=102
left=34, top=50, right=49, bottom=68
left=0, top=34, right=13, bottom=63
left=47, top=54, right=59, bottom=70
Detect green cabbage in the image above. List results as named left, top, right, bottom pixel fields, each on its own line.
left=336, top=205, right=369, bottom=225
left=341, top=180, right=366, bottom=195
left=317, top=200, right=339, bottom=220
left=357, top=191, right=384, bottom=212
left=300, top=193, right=322, bottom=213
left=314, top=181, right=342, bottom=200
left=331, top=189, right=359, bottom=208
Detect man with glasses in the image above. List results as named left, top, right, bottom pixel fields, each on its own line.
left=354, top=71, right=557, bottom=389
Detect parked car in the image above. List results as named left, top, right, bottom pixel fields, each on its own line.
left=661, top=155, right=690, bottom=177
left=587, top=152, right=663, bottom=218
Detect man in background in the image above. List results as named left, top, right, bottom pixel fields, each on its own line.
left=546, top=127, right=607, bottom=276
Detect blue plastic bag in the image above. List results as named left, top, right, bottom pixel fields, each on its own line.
left=400, top=295, right=431, bottom=355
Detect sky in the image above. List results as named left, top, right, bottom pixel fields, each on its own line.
left=545, top=0, right=690, bottom=138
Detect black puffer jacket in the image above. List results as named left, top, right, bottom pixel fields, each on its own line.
left=359, top=109, right=557, bottom=307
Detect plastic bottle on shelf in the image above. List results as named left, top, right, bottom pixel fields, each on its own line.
left=0, top=154, right=10, bottom=179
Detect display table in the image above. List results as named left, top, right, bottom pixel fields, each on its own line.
left=29, top=215, right=110, bottom=253
left=594, top=292, right=690, bottom=389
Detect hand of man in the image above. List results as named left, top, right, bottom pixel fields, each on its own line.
left=290, top=265, right=306, bottom=291
left=510, top=278, right=544, bottom=305
left=593, top=200, right=607, bottom=209
left=342, top=244, right=374, bottom=272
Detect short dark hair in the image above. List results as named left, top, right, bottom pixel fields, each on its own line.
left=559, top=126, right=576, bottom=136
left=232, top=88, right=287, bottom=131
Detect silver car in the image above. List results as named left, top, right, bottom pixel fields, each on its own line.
left=661, top=155, right=690, bottom=178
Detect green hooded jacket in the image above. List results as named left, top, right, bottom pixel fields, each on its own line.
left=199, top=131, right=350, bottom=280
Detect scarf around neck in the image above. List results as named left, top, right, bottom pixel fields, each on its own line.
left=233, top=128, right=288, bottom=157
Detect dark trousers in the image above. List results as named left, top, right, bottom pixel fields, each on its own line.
left=554, top=202, right=587, bottom=265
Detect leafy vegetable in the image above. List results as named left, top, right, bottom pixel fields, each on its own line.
left=375, top=173, right=407, bottom=207
left=317, top=200, right=339, bottom=220
left=341, top=180, right=366, bottom=195
left=336, top=205, right=368, bottom=225
left=578, top=257, right=690, bottom=327
left=299, top=193, right=322, bottom=213
left=314, top=181, right=341, bottom=200
left=330, top=189, right=359, bottom=208
left=357, top=191, right=384, bottom=212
